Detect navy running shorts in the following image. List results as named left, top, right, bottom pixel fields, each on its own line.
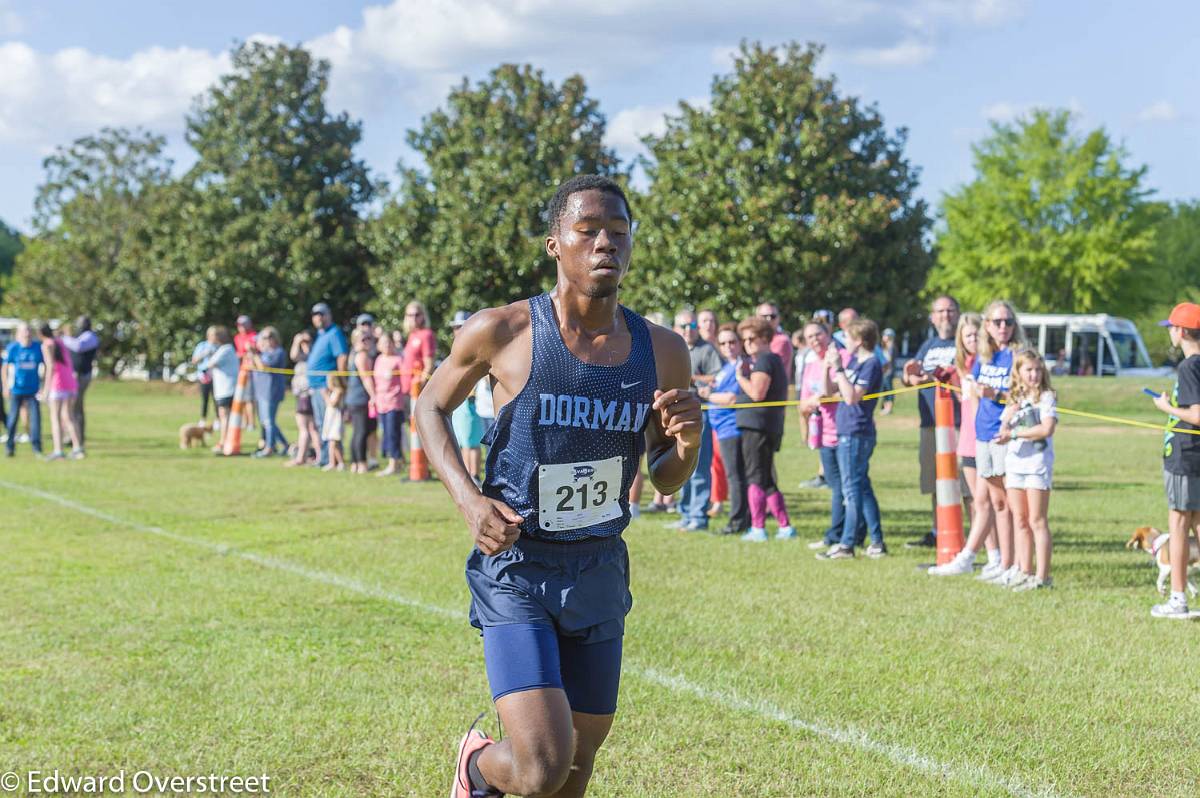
left=466, top=535, right=632, bottom=714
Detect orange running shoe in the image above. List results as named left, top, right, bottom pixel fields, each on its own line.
left=451, top=714, right=501, bottom=798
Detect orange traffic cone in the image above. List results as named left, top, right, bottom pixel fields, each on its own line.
left=408, top=374, right=429, bottom=481
left=934, top=384, right=965, bottom=564
left=222, top=363, right=251, bottom=456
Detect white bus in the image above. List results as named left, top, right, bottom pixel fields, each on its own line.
left=1018, top=313, right=1169, bottom=377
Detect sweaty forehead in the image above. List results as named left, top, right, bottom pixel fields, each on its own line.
left=563, top=189, right=629, bottom=223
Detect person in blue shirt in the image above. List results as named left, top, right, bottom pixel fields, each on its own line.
left=4, top=322, right=44, bottom=456
left=968, top=299, right=1026, bottom=586
left=699, top=323, right=750, bottom=535
left=249, top=327, right=290, bottom=457
left=191, top=329, right=218, bottom=424
left=819, top=318, right=886, bottom=559
left=306, top=302, right=349, bottom=466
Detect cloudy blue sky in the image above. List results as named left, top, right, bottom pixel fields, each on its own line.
left=0, top=0, right=1195, bottom=230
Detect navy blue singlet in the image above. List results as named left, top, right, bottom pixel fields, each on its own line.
left=482, top=293, right=658, bottom=542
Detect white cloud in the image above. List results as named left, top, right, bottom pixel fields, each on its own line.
left=982, top=101, right=1023, bottom=123
left=850, top=39, right=935, bottom=67
left=0, top=0, right=1031, bottom=179
left=1137, top=100, right=1179, bottom=124
left=0, top=42, right=229, bottom=144
left=308, top=0, right=1030, bottom=115
left=606, top=104, right=675, bottom=159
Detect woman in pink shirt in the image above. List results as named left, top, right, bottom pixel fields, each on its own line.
left=374, top=333, right=406, bottom=476
left=401, top=301, right=437, bottom=394
left=797, top=321, right=861, bottom=548
left=39, top=324, right=82, bottom=460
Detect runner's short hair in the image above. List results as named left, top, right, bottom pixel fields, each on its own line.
left=548, top=175, right=632, bottom=234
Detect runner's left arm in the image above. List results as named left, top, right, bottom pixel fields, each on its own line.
left=645, top=327, right=703, bottom=496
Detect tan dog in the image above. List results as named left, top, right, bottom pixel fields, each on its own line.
left=179, top=421, right=213, bottom=450
left=1126, top=526, right=1200, bottom=596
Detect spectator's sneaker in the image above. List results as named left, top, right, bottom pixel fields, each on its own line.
left=17, top=433, right=30, bottom=444
left=904, top=531, right=937, bottom=549
left=816, top=544, right=854, bottom=560
left=451, top=714, right=501, bottom=798
left=992, top=566, right=1022, bottom=587
left=740, top=527, right=768, bottom=543
left=44, top=451, right=65, bottom=461
left=1150, top=596, right=1192, bottom=619
left=807, top=539, right=829, bottom=550
left=644, top=502, right=668, bottom=514
left=865, top=543, right=888, bottom=559
left=1007, top=572, right=1037, bottom=591
left=1012, top=576, right=1053, bottom=592
left=929, top=551, right=975, bottom=576
left=799, top=475, right=828, bottom=489
left=70, top=449, right=85, bottom=460
left=663, top=519, right=688, bottom=530
left=686, top=521, right=708, bottom=532
left=976, top=561, right=1005, bottom=581
left=775, top=526, right=797, bottom=540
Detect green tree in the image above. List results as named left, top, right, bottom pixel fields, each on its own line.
left=3, top=128, right=172, bottom=368
left=0, top=219, right=22, bottom=299
left=628, top=41, right=931, bottom=330
left=1133, top=200, right=1200, bottom=364
left=929, top=109, right=1163, bottom=315
left=150, top=40, right=374, bottom=358
left=363, top=64, right=622, bottom=334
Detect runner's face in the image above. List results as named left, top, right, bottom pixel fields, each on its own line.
left=547, top=190, right=632, bottom=298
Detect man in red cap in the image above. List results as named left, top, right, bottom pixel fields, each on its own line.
left=1150, top=301, right=1200, bottom=619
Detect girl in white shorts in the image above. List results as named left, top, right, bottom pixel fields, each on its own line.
left=997, top=349, right=1057, bottom=590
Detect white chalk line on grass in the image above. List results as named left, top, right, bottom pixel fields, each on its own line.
left=2, top=478, right=1067, bottom=798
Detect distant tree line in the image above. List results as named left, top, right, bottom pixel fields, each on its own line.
left=1, top=39, right=1195, bottom=371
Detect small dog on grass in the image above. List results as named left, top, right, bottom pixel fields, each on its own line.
left=1126, top=526, right=1200, bottom=597
left=179, top=421, right=214, bottom=450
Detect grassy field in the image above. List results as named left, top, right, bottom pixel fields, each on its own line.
left=1, top=377, right=1198, bottom=797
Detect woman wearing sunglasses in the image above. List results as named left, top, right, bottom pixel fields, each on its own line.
left=966, top=300, right=1025, bottom=585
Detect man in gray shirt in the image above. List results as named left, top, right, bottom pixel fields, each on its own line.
left=671, top=309, right=723, bottom=530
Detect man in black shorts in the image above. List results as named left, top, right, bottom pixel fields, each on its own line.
left=416, top=175, right=702, bottom=797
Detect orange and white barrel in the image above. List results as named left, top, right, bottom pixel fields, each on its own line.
left=934, top=384, right=965, bottom=564
left=222, top=363, right=251, bottom=456
left=408, top=374, right=429, bottom=481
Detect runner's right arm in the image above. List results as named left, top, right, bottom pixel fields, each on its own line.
left=415, top=310, right=524, bottom=555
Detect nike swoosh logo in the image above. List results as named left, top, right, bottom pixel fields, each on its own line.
left=620, top=381, right=641, bottom=389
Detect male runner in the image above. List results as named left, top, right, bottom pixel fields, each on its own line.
left=415, top=175, right=702, bottom=798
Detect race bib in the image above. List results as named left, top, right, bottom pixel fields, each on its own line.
left=538, top=456, right=624, bottom=532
